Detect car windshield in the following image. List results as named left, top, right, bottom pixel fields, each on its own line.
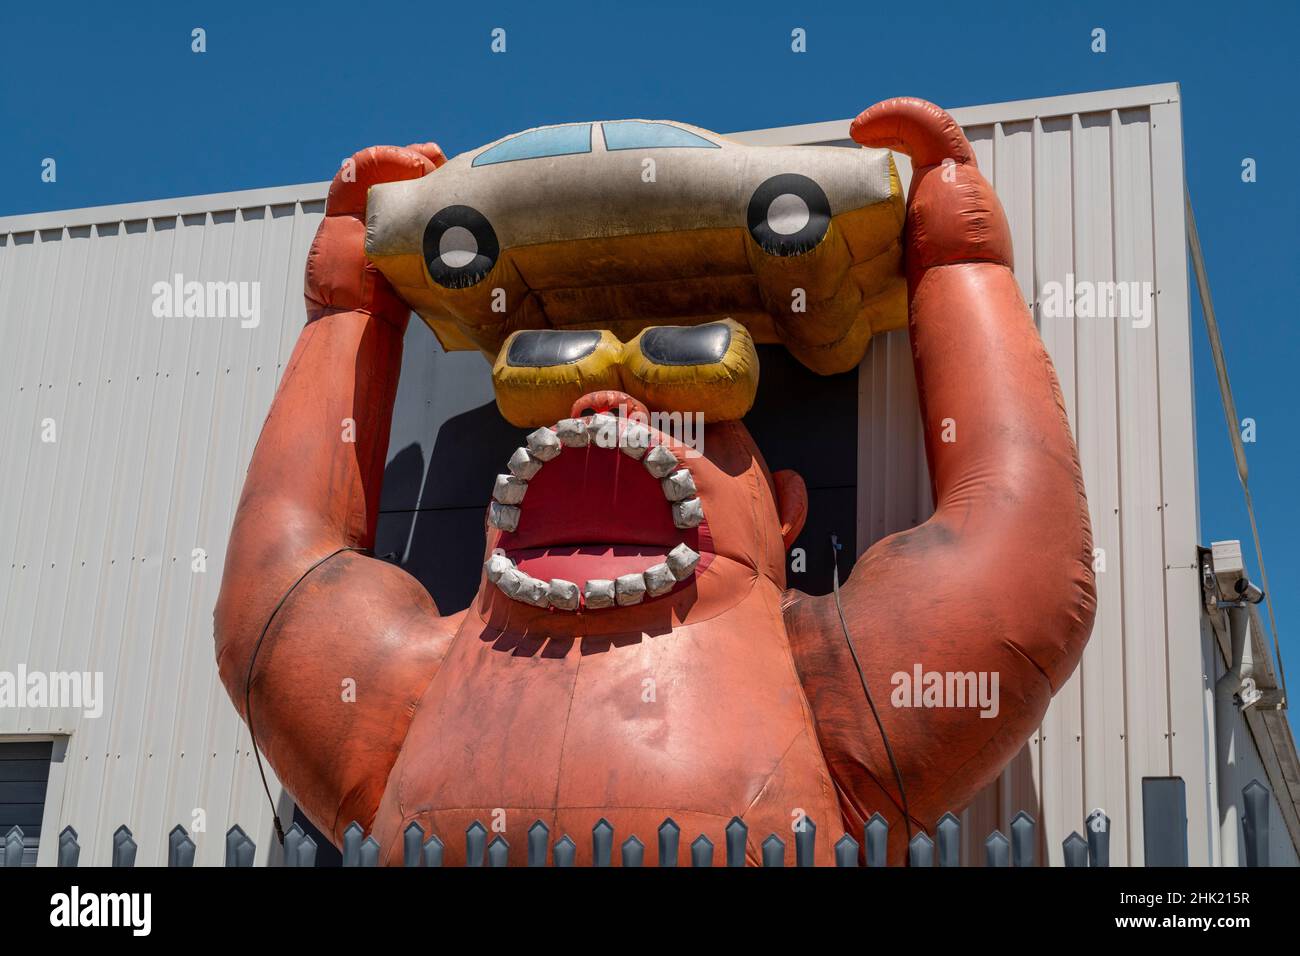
left=602, top=121, right=718, bottom=151
left=472, top=125, right=593, bottom=167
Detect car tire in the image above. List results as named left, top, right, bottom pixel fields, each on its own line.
left=422, top=205, right=500, bottom=288
left=746, top=174, right=832, bottom=257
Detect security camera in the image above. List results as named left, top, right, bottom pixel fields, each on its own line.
left=1234, top=578, right=1265, bottom=605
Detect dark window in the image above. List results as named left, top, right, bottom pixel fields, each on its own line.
left=0, top=740, right=53, bottom=867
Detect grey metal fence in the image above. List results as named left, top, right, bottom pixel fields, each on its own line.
left=1, top=779, right=1276, bottom=867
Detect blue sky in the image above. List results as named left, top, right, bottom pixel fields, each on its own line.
left=2, top=0, right=1296, bottom=703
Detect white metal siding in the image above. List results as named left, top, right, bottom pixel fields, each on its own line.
left=0, top=85, right=1239, bottom=865
left=0, top=192, right=327, bottom=864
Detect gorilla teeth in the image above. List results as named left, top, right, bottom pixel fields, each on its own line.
left=667, top=543, right=700, bottom=579
left=619, top=424, right=651, bottom=460
left=507, top=447, right=542, bottom=480
left=661, top=469, right=697, bottom=502
left=583, top=579, right=616, bottom=609
left=525, top=427, right=563, bottom=462
left=589, top=413, right=620, bottom=449
left=492, top=474, right=528, bottom=505
left=516, top=574, right=550, bottom=607
left=484, top=552, right=513, bottom=583
left=615, top=573, right=647, bottom=606
left=671, top=498, right=704, bottom=529
left=555, top=418, right=590, bottom=447
left=643, top=445, right=678, bottom=478
left=489, top=501, right=520, bottom=532
left=548, top=578, right=580, bottom=610
left=643, top=562, right=676, bottom=597
left=496, top=566, right=525, bottom=598
left=486, top=418, right=705, bottom=610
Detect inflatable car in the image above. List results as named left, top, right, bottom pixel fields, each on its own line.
left=364, top=119, right=907, bottom=410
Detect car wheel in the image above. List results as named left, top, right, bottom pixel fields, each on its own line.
left=746, top=174, right=832, bottom=256
left=422, top=205, right=500, bottom=288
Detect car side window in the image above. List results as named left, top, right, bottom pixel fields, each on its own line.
left=602, top=121, right=719, bottom=151
left=472, top=125, right=593, bottom=167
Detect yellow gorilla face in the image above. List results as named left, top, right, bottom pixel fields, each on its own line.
left=364, top=119, right=907, bottom=427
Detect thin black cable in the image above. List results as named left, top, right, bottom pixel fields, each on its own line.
left=243, top=545, right=365, bottom=844
left=829, top=534, right=914, bottom=852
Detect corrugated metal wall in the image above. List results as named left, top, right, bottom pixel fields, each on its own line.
left=0, top=84, right=1219, bottom=865
left=0, top=191, right=330, bottom=864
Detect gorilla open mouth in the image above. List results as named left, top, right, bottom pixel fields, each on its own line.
left=483, top=411, right=713, bottom=611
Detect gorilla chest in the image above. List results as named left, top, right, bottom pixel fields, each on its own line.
left=389, top=618, right=829, bottom=817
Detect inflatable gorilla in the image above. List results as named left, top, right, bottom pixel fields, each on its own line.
left=213, top=99, right=1097, bottom=865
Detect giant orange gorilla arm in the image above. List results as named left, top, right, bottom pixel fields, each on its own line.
left=213, top=145, right=460, bottom=841
left=785, top=100, right=1097, bottom=853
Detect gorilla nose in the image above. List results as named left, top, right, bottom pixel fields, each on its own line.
left=571, top=390, right=649, bottom=420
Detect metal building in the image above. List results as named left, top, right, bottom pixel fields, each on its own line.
left=1, top=82, right=1295, bottom=866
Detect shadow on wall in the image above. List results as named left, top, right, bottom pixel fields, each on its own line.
left=375, top=324, right=860, bottom=613
left=378, top=402, right=527, bottom=613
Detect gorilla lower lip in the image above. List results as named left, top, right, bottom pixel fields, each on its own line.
left=485, top=417, right=705, bottom=611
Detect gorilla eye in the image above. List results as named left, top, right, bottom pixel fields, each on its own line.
left=747, top=174, right=832, bottom=257
left=422, top=205, right=499, bottom=289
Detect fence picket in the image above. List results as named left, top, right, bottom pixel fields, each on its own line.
left=1062, top=832, right=1088, bottom=867
left=936, top=813, right=961, bottom=867
left=985, top=830, right=1010, bottom=867
left=834, top=834, right=860, bottom=867
left=1241, top=780, right=1270, bottom=868
left=359, top=837, right=380, bottom=867
left=691, top=835, right=714, bottom=868
left=553, top=835, right=576, bottom=867
left=342, top=822, right=364, bottom=867
left=1011, top=812, right=1036, bottom=867
left=488, top=836, right=509, bottom=867
left=865, top=813, right=889, bottom=867
left=761, top=834, right=784, bottom=867
left=465, top=821, right=487, bottom=867
left=1086, top=809, right=1111, bottom=867
left=658, top=818, right=680, bottom=867
left=225, top=825, right=255, bottom=867
left=725, top=817, right=747, bottom=867
left=592, top=818, right=614, bottom=867
left=403, top=822, right=425, bottom=867
left=3, top=826, right=23, bottom=867
left=423, top=833, right=445, bottom=868
left=622, top=835, right=645, bottom=867
left=908, top=832, right=933, bottom=868
left=111, top=825, right=137, bottom=868
left=528, top=821, right=549, bottom=867
left=283, top=823, right=305, bottom=868
left=795, top=816, right=816, bottom=867
left=58, top=826, right=80, bottom=868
